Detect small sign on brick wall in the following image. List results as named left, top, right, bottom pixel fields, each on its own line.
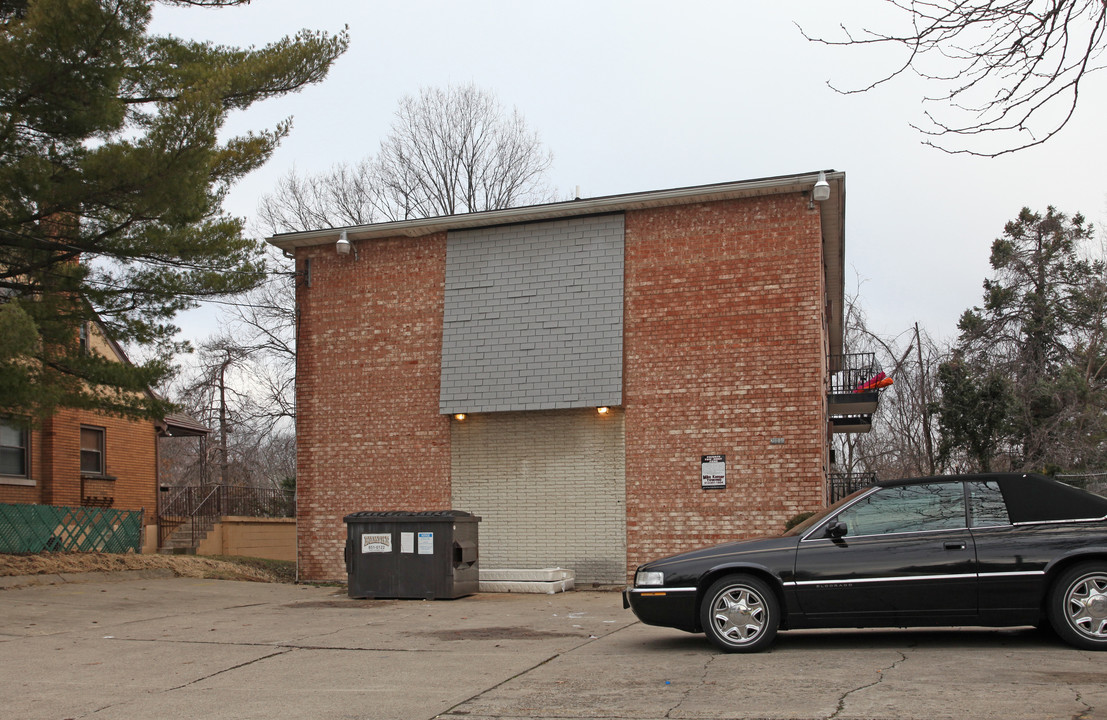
left=701, top=454, right=726, bottom=490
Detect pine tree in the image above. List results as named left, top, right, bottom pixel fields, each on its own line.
left=0, top=0, right=347, bottom=419
left=938, top=207, right=1107, bottom=472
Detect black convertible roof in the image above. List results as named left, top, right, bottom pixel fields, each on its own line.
left=879, top=473, right=1107, bottom=523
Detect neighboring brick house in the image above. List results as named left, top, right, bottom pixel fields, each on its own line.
left=270, top=171, right=850, bottom=584
left=0, top=320, right=207, bottom=552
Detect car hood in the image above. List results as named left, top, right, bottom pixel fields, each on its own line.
left=639, top=534, right=801, bottom=580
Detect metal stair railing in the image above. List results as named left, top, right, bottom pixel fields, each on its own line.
left=157, top=485, right=295, bottom=549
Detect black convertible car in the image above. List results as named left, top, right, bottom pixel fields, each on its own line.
left=624, top=473, right=1107, bottom=652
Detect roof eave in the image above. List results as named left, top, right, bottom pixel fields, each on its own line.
left=265, top=171, right=843, bottom=250
left=266, top=169, right=847, bottom=357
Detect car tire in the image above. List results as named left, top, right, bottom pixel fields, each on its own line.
left=700, top=574, right=779, bottom=653
left=1047, top=562, right=1107, bottom=651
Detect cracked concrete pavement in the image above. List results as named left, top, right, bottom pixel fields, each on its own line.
left=2, top=576, right=1106, bottom=719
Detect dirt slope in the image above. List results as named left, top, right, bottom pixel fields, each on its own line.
left=0, top=552, right=294, bottom=583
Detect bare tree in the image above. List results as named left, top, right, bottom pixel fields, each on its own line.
left=212, top=85, right=557, bottom=492
left=258, top=84, right=556, bottom=234
left=218, top=264, right=298, bottom=430
left=163, top=330, right=297, bottom=490
left=249, top=83, right=556, bottom=427
left=257, top=160, right=379, bottom=233
left=833, top=287, right=945, bottom=480
left=172, top=337, right=251, bottom=485
left=867, top=323, right=946, bottom=478
left=802, top=1, right=1107, bottom=156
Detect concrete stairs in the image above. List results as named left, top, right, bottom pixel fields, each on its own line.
left=158, top=520, right=215, bottom=555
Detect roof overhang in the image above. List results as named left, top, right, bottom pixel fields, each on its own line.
left=266, top=170, right=847, bottom=356
left=158, top=412, right=211, bottom=437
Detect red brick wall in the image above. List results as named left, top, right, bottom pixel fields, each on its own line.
left=295, top=234, right=452, bottom=581
left=623, top=195, right=828, bottom=577
left=292, top=193, right=833, bottom=582
left=0, top=410, right=158, bottom=517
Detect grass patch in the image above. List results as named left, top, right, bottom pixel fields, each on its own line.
left=209, top=555, right=297, bottom=583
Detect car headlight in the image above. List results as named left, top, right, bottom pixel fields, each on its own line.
left=636, top=570, right=664, bottom=587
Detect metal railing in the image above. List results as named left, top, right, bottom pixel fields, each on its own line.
left=1056, top=474, right=1107, bottom=499
left=828, top=352, right=882, bottom=395
left=827, top=472, right=878, bottom=504
left=157, top=485, right=295, bottom=549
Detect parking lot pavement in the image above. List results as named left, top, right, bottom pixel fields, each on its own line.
left=2, top=577, right=1105, bottom=720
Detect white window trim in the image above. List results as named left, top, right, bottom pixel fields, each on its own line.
left=80, top=425, right=107, bottom=477
left=0, top=418, right=33, bottom=486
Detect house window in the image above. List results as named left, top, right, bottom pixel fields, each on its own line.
left=80, top=426, right=106, bottom=476
left=1, top=419, right=28, bottom=477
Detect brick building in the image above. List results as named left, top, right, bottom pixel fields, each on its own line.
left=270, top=171, right=853, bottom=584
left=1, top=320, right=208, bottom=552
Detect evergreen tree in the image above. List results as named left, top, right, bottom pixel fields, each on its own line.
left=934, top=355, right=1010, bottom=473
left=939, top=207, right=1107, bottom=472
left=0, top=0, right=347, bottom=420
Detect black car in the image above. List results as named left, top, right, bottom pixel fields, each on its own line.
left=624, top=473, right=1107, bottom=652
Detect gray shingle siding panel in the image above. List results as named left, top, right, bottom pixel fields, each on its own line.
left=440, top=215, right=624, bottom=414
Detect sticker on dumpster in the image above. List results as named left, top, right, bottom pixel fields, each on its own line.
left=400, top=532, right=414, bottom=554
left=417, top=531, right=433, bottom=555
left=361, top=533, right=392, bottom=553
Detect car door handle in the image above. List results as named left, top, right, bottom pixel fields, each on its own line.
left=943, top=541, right=967, bottom=550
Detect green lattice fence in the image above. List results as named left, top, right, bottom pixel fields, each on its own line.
left=0, top=504, right=144, bottom=553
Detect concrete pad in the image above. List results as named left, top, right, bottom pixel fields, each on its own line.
left=0, top=573, right=66, bottom=589
left=0, top=568, right=175, bottom=589
left=0, top=633, right=285, bottom=720
left=3, top=578, right=1106, bottom=719
left=85, top=647, right=536, bottom=720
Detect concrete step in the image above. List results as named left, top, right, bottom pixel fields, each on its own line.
left=158, top=520, right=216, bottom=553
left=157, top=546, right=197, bottom=555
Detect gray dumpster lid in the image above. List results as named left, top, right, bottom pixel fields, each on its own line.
left=343, top=510, right=481, bottom=523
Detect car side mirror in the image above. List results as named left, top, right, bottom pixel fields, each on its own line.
left=826, top=520, right=848, bottom=539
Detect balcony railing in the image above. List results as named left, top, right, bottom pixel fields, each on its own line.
left=828, top=352, right=883, bottom=393
left=828, top=353, right=886, bottom=433
left=827, top=472, right=878, bottom=504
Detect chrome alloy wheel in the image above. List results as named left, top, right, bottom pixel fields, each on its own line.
left=710, top=585, right=766, bottom=645
left=1065, top=571, right=1107, bottom=640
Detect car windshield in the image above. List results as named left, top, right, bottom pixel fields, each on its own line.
left=781, top=488, right=874, bottom=537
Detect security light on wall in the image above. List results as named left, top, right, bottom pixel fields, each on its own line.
left=336, top=230, right=353, bottom=256
left=812, top=171, right=831, bottom=202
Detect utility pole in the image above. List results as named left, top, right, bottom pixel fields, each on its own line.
left=916, top=323, right=936, bottom=475
left=218, top=351, right=232, bottom=486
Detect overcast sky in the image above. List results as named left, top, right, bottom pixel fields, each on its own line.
left=151, top=0, right=1107, bottom=348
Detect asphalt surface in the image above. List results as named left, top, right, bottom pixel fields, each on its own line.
left=1, top=574, right=1105, bottom=720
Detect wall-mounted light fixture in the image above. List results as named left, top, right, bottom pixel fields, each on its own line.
left=812, top=171, right=831, bottom=202
left=597, top=406, right=610, bottom=415
left=336, top=230, right=356, bottom=258
left=454, top=413, right=467, bottom=421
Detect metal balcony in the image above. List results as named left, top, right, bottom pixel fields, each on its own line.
left=828, top=353, right=886, bottom=434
